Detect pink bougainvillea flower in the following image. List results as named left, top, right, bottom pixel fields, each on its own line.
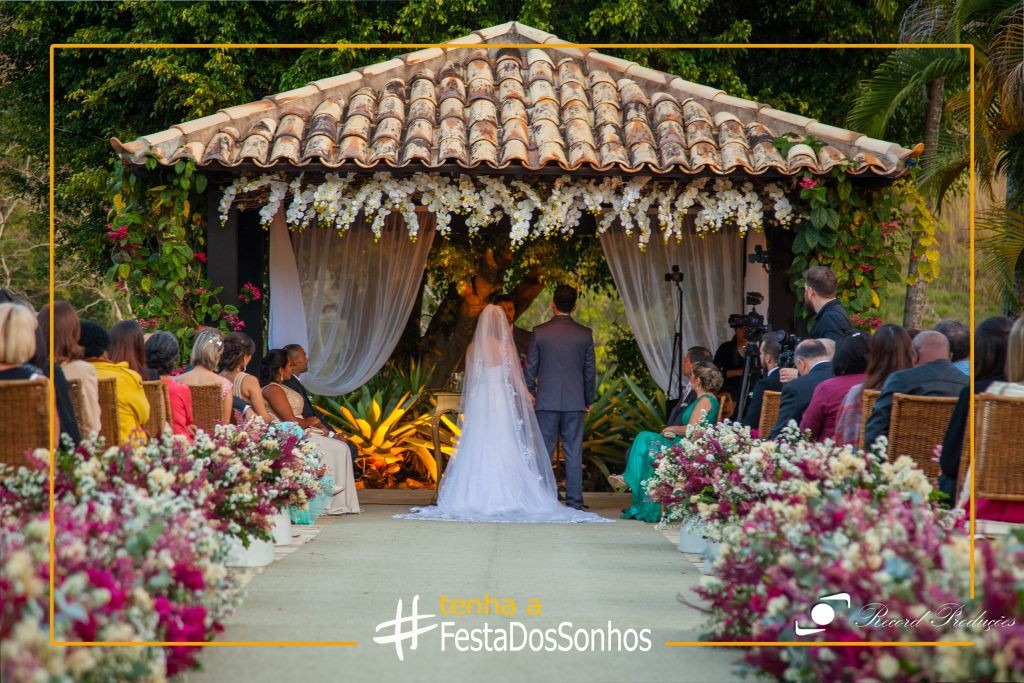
left=797, top=176, right=817, bottom=190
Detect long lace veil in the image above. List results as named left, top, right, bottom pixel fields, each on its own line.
left=452, top=304, right=557, bottom=496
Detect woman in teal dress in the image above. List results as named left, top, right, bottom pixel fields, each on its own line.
left=609, top=361, right=723, bottom=522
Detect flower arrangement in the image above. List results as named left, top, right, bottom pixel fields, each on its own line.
left=692, top=491, right=1023, bottom=682
left=0, top=421, right=330, bottom=679
left=644, top=423, right=952, bottom=540
left=219, top=171, right=800, bottom=248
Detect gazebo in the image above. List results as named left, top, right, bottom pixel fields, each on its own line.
left=110, top=21, right=921, bottom=397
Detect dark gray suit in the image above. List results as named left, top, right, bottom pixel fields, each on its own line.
left=863, top=359, right=968, bottom=449
left=524, top=314, right=596, bottom=509
left=768, top=361, right=834, bottom=439
left=742, top=367, right=783, bottom=429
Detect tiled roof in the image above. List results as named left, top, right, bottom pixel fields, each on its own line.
left=111, top=22, right=922, bottom=178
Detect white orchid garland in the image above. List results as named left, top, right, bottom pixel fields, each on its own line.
left=219, top=171, right=799, bottom=248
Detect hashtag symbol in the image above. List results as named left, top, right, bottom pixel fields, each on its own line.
left=373, top=595, right=438, bottom=661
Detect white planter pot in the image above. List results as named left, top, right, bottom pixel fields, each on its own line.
left=677, top=519, right=708, bottom=554
left=701, top=540, right=721, bottom=575
left=226, top=535, right=275, bottom=568
left=272, top=509, right=292, bottom=546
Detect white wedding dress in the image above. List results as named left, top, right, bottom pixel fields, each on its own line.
left=395, top=306, right=612, bottom=524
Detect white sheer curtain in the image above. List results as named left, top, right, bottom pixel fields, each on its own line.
left=600, top=228, right=744, bottom=393
left=268, top=210, right=435, bottom=396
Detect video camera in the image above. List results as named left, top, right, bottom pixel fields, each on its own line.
left=727, top=292, right=768, bottom=341
left=773, top=330, right=803, bottom=369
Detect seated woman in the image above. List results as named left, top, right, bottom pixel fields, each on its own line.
left=109, top=320, right=159, bottom=381
left=48, top=300, right=101, bottom=437
left=174, top=328, right=233, bottom=426
left=145, top=331, right=195, bottom=440
left=969, top=316, right=1024, bottom=524
left=81, top=320, right=149, bottom=444
left=0, top=302, right=61, bottom=445
left=260, top=349, right=360, bottom=515
left=800, top=333, right=869, bottom=441
left=609, top=361, right=722, bottom=522
left=218, top=332, right=273, bottom=423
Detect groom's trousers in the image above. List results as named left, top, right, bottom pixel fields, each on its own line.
left=535, top=410, right=585, bottom=509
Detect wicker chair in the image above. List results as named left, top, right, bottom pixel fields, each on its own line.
left=887, top=393, right=958, bottom=478
left=96, top=377, right=120, bottom=445
left=857, top=389, right=881, bottom=450
left=190, top=384, right=223, bottom=435
left=716, top=392, right=735, bottom=423
left=974, top=393, right=1024, bottom=503
left=0, top=379, right=50, bottom=470
left=758, top=390, right=782, bottom=436
left=141, top=380, right=169, bottom=438
left=67, top=378, right=86, bottom=430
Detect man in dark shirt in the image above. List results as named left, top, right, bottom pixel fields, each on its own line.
left=864, top=331, right=969, bottom=449
left=804, top=266, right=854, bottom=343
left=741, top=338, right=783, bottom=429
left=283, top=344, right=317, bottom=418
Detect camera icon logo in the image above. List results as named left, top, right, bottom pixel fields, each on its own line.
left=794, top=592, right=851, bottom=636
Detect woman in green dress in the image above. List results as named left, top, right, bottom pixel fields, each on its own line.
left=608, top=361, right=723, bottom=522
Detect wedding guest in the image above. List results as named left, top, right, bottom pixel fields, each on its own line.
left=741, top=338, right=782, bottom=430
left=32, top=306, right=81, bottom=445
left=972, top=316, right=1024, bottom=523
left=667, top=346, right=714, bottom=425
left=219, top=331, right=273, bottom=422
left=833, top=324, right=914, bottom=448
left=937, top=316, right=1012, bottom=500
left=260, top=349, right=360, bottom=515
left=864, top=331, right=969, bottom=449
left=109, top=320, right=159, bottom=381
left=934, top=320, right=970, bottom=376
left=82, top=320, right=149, bottom=444
left=46, top=301, right=101, bottom=436
left=145, top=331, right=195, bottom=439
left=609, top=361, right=722, bottom=522
left=174, top=328, right=233, bottom=425
left=282, top=344, right=316, bottom=419
left=493, top=293, right=533, bottom=363
left=800, top=333, right=869, bottom=441
left=768, top=339, right=834, bottom=439
left=0, top=302, right=60, bottom=445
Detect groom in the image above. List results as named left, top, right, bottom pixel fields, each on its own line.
left=524, top=285, right=596, bottom=510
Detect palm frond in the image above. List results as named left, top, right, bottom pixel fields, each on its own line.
left=977, top=207, right=1024, bottom=312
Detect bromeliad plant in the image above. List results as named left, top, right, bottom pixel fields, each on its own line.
left=314, top=359, right=439, bottom=488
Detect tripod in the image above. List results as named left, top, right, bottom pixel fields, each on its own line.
left=665, top=266, right=685, bottom=417
left=735, top=340, right=761, bottom=421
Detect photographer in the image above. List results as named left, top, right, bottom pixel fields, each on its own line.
left=714, top=327, right=749, bottom=407
left=804, top=266, right=854, bottom=343
left=741, top=338, right=782, bottom=429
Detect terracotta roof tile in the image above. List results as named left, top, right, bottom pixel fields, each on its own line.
left=111, top=22, right=921, bottom=178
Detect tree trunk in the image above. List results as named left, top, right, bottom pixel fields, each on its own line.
left=903, top=76, right=945, bottom=330
left=419, top=254, right=546, bottom=387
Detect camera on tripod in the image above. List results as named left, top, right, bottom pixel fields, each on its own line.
left=664, top=265, right=685, bottom=284
left=727, top=292, right=768, bottom=341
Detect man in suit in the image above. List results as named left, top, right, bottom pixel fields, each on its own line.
left=666, top=346, right=714, bottom=425
left=864, top=330, right=969, bottom=449
left=742, top=338, right=783, bottom=429
left=524, top=285, right=596, bottom=511
left=283, top=344, right=317, bottom=419
left=768, top=339, right=834, bottom=439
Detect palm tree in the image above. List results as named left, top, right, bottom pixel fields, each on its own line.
left=848, top=0, right=1024, bottom=320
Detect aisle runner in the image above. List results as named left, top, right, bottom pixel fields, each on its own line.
left=231, top=524, right=325, bottom=589
left=657, top=523, right=708, bottom=574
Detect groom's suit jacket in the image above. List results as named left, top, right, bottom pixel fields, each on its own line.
left=524, top=315, right=596, bottom=412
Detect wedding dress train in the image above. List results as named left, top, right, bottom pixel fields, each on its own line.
left=395, top=306, right=611, bottom=524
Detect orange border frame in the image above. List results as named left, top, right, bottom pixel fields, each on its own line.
left=48, top=40, right=977, bottom=652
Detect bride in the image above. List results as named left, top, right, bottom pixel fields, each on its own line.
left=396, top=305, right=612, bottom=524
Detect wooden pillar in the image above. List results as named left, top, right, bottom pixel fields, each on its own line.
left=205, top=188, right=267, bottom=376
left=765, top=225, right=799, bottom=335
